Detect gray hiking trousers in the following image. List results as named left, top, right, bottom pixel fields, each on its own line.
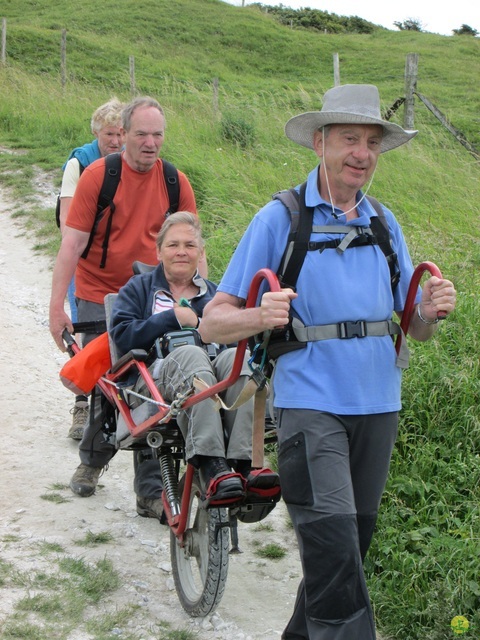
left=134, top=345, right=254, bottom=463
left=276, top=409, right=398, bottom=640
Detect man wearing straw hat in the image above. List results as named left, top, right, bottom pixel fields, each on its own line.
left=199, top=84, right=456, bottom=638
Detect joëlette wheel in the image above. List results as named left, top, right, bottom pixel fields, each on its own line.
left=170, top=470, right=230, bottom=617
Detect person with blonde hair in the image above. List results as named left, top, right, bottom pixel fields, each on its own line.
left=59, top=98, right=124, bottom=232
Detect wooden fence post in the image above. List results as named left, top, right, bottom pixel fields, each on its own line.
left=129, top=55, right=136, bottom=96
left=404, top=53, right=418, bottom=130
left=333, top=53, right=340, bottom=86
left=1, top=18, right=6, bottom=65
left=61, top=29, right=67, bottom=90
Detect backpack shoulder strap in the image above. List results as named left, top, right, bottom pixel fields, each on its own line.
left=366, top=195, right=385, bottom=226
left=162, top=159, right=180, bottom=215
left=274, top=182, right=312, bottom=289
left=81, top=152, right=122, bottom=266
left=273, top=188, right=300, bottom=233
left=97, top=152, right=122, bottom=215
left=367, top=195, right=400, bottom=293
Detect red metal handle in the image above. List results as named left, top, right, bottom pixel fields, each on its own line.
left=181, top=268, right=281, bottom=410
left=397, top=261, right=445, bottom=354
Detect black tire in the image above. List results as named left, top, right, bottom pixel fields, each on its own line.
left=170, top=470, right=229, bottom=617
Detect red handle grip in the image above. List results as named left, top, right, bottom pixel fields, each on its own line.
left=397, top=261, right=445, bottom=354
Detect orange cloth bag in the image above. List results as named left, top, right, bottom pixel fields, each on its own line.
left=60, top=332, right=111, bottom=395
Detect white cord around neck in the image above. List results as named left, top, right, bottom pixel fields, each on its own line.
left=322, top=127, right=376, bottom=219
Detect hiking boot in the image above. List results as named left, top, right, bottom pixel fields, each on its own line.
left=68, top=400, right=89, bottom=440
left=200, top=456, right=245, bottom=506
left=136, top=496, right=164, bottom=521
left=69, top=463, right=103, bottom=497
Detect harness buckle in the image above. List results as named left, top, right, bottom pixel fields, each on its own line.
left=249, top=367, right=268, bottom=391
left=338, top=320, right=367, bottom=339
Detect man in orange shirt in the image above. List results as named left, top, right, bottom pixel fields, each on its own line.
left=49, top=96, right=201, bottom=517
left=59, top=97, right=124, bottom=441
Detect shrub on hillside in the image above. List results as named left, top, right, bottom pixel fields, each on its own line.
left=220, top=113, right=256, bottom=149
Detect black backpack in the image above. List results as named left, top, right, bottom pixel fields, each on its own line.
left=57, top=152, right=180, bottom=269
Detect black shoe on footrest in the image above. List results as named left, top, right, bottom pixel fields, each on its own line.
left=200, top=456, right=245, bottom=507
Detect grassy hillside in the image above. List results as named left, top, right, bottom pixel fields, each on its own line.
left=0, top=1, right=479, bottom=267
left=0, top=1, right=479, bottom=638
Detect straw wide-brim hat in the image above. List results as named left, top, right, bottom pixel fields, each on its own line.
left=285, top=84, right=418, bottom=153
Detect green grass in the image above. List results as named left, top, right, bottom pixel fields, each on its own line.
left=74, top=530, right=115, bottom=546
left=0, top=550, right=120, bottom=638
left=40, top=492, right=72, bottom=504
left=365, top=283, right=480, bottom=639
left=0, top=541, right=198, bottom=640
left=254, top=543, right=287, bottom=560
left=158, top=631, right=198, bottom=640
left=0, top=1, right=478, bottom=638
left=0, top=558, right=15, bottom=587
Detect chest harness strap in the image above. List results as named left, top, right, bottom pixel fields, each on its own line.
left=307, top=225, right=379, bottom=254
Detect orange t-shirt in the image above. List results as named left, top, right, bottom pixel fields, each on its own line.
left=66, top=155, right=197, bottom=304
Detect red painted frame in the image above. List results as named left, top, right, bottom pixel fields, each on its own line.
left=66, top=262, right=444, bottom=540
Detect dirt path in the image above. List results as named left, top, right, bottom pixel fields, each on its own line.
left=0, top=176, right=302, bottom=639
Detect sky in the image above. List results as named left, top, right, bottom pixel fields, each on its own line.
left=222, top=0, right=479, bottom=36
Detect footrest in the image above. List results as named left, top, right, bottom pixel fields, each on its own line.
left=246, top=468, right=281, bottom=500
left=233, top=499, right=279, bottom=524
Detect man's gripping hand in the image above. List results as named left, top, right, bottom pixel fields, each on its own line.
left=259, top=288, right=297, bottom=330
left=49, top=307, right=74, bottom=352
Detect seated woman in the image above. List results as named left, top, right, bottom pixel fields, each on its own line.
left=109, top=211, right=279, bottom=506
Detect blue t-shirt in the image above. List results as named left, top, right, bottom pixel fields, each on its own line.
left=218, top=166, right=420, bottom=415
